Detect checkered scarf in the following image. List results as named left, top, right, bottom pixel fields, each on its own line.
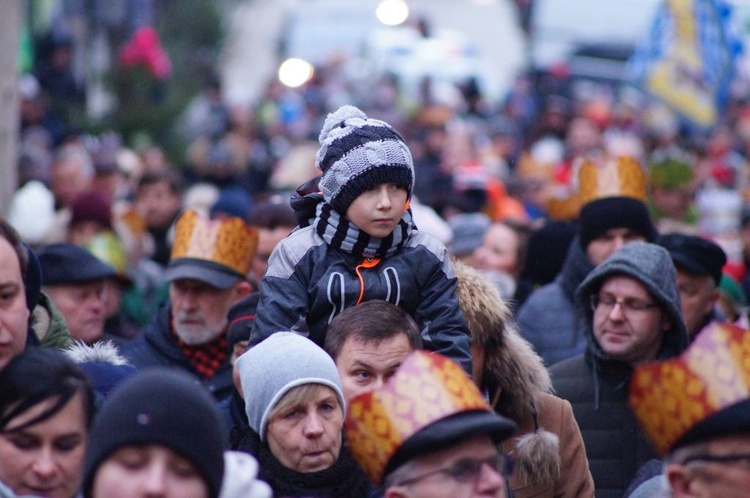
left=171, top=323, right=229, bottom=379
left=314, top=202, right=414, bottom=259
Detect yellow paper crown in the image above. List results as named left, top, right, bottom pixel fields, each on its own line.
left=630, top=322, right=750, bottom=455
left=344, top=351, right=492, bottom=485
left=170, top=209, right=258, bottom=276
left=578, top=155, right=647, bottom=206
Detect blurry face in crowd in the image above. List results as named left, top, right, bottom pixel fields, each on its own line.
left=91, top=445, right=208, bottom=498
left=44, top=281, right=107, bottom=344
left=346, top=183, right=408, bottom=239
left=651, top=185, right=695, bottom=220
left=667, top=433, right=750, bottom=498
left=169, top=279, right=250, bottom=346
left=676, top=269, right=718, bottom=338
left=51, top=159, right=90, bottom=208
left=472, top=223, right=521, bottom=276
left=0, top=392, right=88, bottom=498
left=67, top=221, right=107, bottom=247
left=0, top=237, right=29, bottom=371
left=335, top=334, right=413, bottom=401
left=135, top=180, right=181, bottom=230
left=592, top=275, right=670, bottom=364
left=384, top=434, right=508, bottom=498
left=251, top=226, right=292, bottom=281
left=586, top=228, right=645, bottom=266
left=266, top=385, right=343, bottom=473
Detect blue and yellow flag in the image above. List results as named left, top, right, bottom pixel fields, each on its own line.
left=629, top=0, right=742, bottom=129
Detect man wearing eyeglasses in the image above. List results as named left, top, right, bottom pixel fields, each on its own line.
left=346, top=350, right=517, bottom=498
left=550, top=241, right=689, bottom=498
left=628, top=322, right=750, bottom=498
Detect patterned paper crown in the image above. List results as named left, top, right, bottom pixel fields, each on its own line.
left=578, top=155, right=647, bottom=206
left=630, top=322, right=750, bottom=455
left=170, top=209, right=258, bottom=276
left=345, top=351, right=492, bottom=485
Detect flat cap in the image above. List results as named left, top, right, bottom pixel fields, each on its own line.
left=38, top=243, right=117, bottom=285
left=658, top=233, right=726, bottom=285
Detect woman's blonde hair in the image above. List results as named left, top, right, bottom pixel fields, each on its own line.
left=267, top=383, right=343, bottom=425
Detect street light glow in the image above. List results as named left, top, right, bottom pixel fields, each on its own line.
left=278, top=58, right=314, bottom=88
left=376, top=0, right=409, bottom=26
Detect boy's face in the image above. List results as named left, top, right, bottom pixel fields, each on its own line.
left=345, top=183, right=408, bottom=239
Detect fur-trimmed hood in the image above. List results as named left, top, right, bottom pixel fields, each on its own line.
left=63, top=340, right=137, bottom=401
left=454, top=260, right=563, bottom=488
left=453, top=260, right=553, bottom=419
left=64, top=339, right=131, bottom=365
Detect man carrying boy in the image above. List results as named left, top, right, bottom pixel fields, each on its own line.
left=249, top=105, right=472, bottom=373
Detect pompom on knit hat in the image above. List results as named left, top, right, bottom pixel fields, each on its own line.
left=236, top=332, right=345, bottom=440
left=315, top=105, right=414, bottom=214
left=82, top=369, right=225, bottom=498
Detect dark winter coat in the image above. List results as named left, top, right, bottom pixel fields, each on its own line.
left=249, top=225, right=473, bottom=373
left=122, top=303, right=233, bottom=402
left=551, top=242, right=689, bottom=498
left=218, top=390, right=249, bottom=449
left=515, top=236, right=593, bottom=366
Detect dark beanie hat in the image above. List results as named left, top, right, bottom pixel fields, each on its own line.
left=226, top=292, right=259, bottom=351
left=70, top=190, right=113, bottom=230
left=578, top=196, right=657, bottom=249
left=82, top=369, right=225, bottom=498
left=315, top=105, right=414, bottom=214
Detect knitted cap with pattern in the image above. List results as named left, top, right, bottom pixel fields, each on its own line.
left=315, top=105, right=414, bottom=214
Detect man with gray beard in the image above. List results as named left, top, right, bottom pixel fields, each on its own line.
left=123, top=209, right=257, bottom=402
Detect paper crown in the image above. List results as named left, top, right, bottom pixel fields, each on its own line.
left=345, top=350, right=493, bottom=485
left=170, top=209, right=258, bottom=276
left=630, top=322, right=750, bottom=455
left=578, top=155, right=647, bottom=206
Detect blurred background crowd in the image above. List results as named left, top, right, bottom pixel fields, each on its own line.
left=5, top=0, right=750, bottom=326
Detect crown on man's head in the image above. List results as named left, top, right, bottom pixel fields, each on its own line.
left=170, top=209, right=258, bottom=276
left=345, top=351, right=496, bottom=485
left=578, top=155, right=647, bottom=206
left=630, top=322, right=750, bottom=455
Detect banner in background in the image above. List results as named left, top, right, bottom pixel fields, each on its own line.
left=628, top=0, right=741, bottom=129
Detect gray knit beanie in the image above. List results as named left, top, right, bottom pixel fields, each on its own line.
left=315, top=105, right=414, bottom=214
left=236, top=332, right=345, bottom=440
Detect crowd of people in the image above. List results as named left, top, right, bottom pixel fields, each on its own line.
left=6, top=19, right=750, bottom=496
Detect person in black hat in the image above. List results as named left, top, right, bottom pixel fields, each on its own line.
left=658, top=233, right=727, bottom=340
left=39, top=243, right=118, bottom=345
left=82, top=369, right=226, bottom=498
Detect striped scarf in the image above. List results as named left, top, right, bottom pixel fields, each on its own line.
left=314, top=202, right=414, bottom=259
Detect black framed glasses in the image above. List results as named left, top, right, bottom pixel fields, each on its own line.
left=395, top=453, right=514, bottom=487
left=590, top=294, right=659, bottom=314
left=682, top=453, right=750, bottom=467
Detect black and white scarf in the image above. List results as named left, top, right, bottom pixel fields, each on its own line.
left=314, top=202, right=415, bottom=259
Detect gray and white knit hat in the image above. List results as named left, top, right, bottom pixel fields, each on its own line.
left=236, top=332, right=346, bottom=440
left=315, top=105, right=414, bottom=214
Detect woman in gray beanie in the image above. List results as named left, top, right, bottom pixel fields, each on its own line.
left=234, top=332, right=371, bottom=497
left=82, top=369, right=226, bottom=498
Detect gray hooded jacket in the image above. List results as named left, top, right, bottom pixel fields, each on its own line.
left=550, top=242, right=688, bottom=498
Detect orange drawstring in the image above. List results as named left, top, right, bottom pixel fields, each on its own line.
left=355, top=257, right=381, bottom=304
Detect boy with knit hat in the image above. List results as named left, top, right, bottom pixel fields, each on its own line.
left=249, top=105, right=472, bottom=373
